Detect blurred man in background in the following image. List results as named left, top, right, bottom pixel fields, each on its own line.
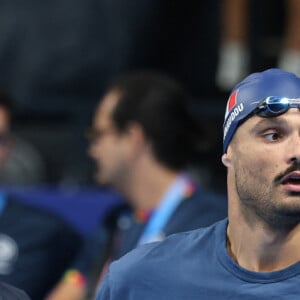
left=0, top=90, right=82, bottom=299
left=47, top=71, right=227, bottom=300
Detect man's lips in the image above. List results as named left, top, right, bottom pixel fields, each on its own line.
left=280, top=171, right=300, bottom=192
left=280, top=171, right=300, bottom=184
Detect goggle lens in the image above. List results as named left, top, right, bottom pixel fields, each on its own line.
left=254, top=96, right=300, bottom=117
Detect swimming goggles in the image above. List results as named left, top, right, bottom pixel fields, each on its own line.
left=253, top=96, right=300, bottom=117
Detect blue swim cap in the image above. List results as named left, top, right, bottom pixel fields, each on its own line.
left=223, top=68, right=300, bottom=153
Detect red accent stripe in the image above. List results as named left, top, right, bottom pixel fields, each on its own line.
left=228, top=90, right=238, bottom=111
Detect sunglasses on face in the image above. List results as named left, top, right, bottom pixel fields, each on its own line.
left=253, top=96, right=300, bottom=117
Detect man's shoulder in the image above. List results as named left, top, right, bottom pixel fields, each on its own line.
left=6, top=197, right=59, bottom=219
left=110, top=219, right=226, bottom=281
left=97, top=219, right=227, bottom=299
left=2, top=198, right=81, bottom=244
left=5, top=197, right=74, bottom=230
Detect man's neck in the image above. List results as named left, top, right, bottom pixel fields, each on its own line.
left=227, top=214, right=300, bottom=272
left=125, top=162, right=179, bottom=211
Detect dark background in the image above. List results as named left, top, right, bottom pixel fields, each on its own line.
left=0, top=0, right=285, bottom=192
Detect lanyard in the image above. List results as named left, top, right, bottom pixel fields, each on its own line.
left=137, top=174, right=191, bottom=245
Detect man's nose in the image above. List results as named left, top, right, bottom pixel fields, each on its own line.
left=288, top=135, right=300, bottom=164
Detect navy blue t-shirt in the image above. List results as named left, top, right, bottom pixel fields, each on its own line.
left=96, top=218, right=300, bottom=299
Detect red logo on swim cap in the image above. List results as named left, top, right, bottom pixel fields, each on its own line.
left=225, top=89, right=238, bottom=119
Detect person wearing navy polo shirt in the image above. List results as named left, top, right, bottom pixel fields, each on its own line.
left=47, top=72, right=228, bottom=300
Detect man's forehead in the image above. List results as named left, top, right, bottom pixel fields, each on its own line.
left=93, top=91, right=120, bottom=126
left=99, top=91, right=120, bottom=114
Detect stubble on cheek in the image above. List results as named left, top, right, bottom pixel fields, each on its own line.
left=235, top=157, right=273, bottom=207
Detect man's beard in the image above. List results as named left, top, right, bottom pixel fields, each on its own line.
left=235, top=163, right=300, bottom=230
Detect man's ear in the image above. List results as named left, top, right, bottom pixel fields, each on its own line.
left=221, top=148, right=232, bottom=168
left=125, top=122, right=146, bottom=148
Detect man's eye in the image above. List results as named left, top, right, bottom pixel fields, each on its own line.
left=263, top=132, right=280, bottom=141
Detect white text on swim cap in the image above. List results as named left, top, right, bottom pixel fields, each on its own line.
left=223, top=103, right=244, bottom=140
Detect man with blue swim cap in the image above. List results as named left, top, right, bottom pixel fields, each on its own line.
left=223, top=68, right=300, bottom=152
left=96, top=69, right=300, bottom=300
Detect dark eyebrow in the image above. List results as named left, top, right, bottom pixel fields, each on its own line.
left=250, top=117, right=289, bottom=133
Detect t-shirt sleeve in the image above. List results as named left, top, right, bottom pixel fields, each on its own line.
left=95, top=274, right=111, bottom=300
